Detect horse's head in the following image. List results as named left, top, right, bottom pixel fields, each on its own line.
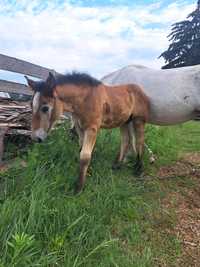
left=25, top=73, right=62, bottom=142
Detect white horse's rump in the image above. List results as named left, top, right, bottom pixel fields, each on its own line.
left=102, top=64, right=200, bottom=125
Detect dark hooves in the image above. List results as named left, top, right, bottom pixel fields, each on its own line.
left=133, top=161, right=144, bottom=176
left=74, top=182, right=84, bottom=195
left=112, top=162, right=122, bottom=170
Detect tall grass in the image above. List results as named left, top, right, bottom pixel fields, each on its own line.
left=0, top=122, right=199, bottom=266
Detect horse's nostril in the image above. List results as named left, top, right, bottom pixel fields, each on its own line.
left=37, top=137, right=43, bottom=143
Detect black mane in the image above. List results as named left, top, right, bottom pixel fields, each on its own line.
left=55, top=72, right=102, bottom=87
left=33, top=81, right=47, bottom=92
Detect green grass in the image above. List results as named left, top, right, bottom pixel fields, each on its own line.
left=0, top=121, right=200, bottom=267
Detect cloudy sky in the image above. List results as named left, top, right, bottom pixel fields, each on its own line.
left=0, top=0, right=197, bottom=82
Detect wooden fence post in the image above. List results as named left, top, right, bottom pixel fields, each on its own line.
left=0, top=127, right=8, bottom=165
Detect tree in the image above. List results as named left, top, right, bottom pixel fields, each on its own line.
left=159, top=0, right=200, bottom=69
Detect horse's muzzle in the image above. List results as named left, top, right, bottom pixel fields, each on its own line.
left=31, top=128, right=47, bottom=142
left=36, top=137, right=43, bottom=143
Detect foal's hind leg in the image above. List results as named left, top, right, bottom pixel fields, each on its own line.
left=133, top=118, right=145, bottom=175
left=112, top=124, right=130, bottom=169
left=128, top=121, right=136, bottom=155
left=127, top=122, right=156, bottom=164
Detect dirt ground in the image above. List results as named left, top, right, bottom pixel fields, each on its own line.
left=159, top=153, right=200, bottom=267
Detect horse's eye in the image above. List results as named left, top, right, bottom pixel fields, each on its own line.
left=41, top=106, right=49, bottom=113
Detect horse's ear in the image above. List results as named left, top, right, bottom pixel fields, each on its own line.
left=24, top=76, right=36, bottom=90
left=46, top=72, right=56, bottom=90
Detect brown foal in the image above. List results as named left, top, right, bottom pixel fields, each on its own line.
left=25, top=72, right=150, bottom=193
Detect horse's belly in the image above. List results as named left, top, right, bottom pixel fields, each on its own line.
left=149, top=101, right=193, bottom=125
left=101, top=113, right=130, bottom=128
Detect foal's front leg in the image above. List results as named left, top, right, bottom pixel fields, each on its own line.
left=75, top=128, right=97, bottom=193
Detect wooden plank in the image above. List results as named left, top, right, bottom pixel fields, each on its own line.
left=0, top=53, right=57, bottom=79
left=0, top=79, right=33, bottom=95
left=7, top=129, right=31, bottom=136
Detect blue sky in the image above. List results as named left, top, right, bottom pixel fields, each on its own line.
left=0, top=0, right=196, bottom=83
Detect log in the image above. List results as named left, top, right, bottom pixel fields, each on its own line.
left=5, top=114, right=20, bottom=122
left=0, top=123, right=23, bottom=128
left=0, top=103, right=29, bottom=109
left=7, top=129, right=31, bottom=136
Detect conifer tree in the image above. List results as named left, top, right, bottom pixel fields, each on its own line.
left=160, top=1, right=200, bottom=69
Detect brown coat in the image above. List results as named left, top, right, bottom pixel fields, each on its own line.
left=26, top=72, right=150, bottom=193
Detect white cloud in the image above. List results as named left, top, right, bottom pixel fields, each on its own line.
left=0, top=0, right=196, bottom=79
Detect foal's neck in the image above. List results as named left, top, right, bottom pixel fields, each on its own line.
left=52, top=97, right=64, bottom=121
left=56, top=84, right=91, bottom=113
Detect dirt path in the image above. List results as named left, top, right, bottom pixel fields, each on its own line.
left=159, top=153, right=200, bottom=267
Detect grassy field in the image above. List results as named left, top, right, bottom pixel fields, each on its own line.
left=0, top=122, right=200, bottom=267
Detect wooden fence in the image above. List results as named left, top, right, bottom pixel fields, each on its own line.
left=0, top=53, right=57, bottom=96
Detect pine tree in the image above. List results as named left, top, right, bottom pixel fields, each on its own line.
left=159, top=0, right=200, bottom=69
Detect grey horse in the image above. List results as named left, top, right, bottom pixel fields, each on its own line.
left=101, top=64, right=200, bottom=125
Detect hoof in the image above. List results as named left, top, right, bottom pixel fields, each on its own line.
left=112, top=162, right=122, bottom=170
left=133, top=161, right=144, bottom=176
left=134, top=167, right=143, bottom=176
left=74, top=182, right=84, bottom=195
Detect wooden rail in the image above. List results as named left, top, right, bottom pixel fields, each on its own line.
left=0, top=53, right=57, bottom=95
left=0, top=54, right=55, bottom=79
left=0, top=79, right=32, bottom=95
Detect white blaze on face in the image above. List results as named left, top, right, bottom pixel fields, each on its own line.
left=31, top=92, right=55, bottom=141
left=32, top=92, right=47, bottom=141
left=32, top=92, right=40, bottom=114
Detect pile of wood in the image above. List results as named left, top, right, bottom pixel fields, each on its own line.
left=0, top=98, right=32, bottom=164
left=0, top=98, right=31, bottom=135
